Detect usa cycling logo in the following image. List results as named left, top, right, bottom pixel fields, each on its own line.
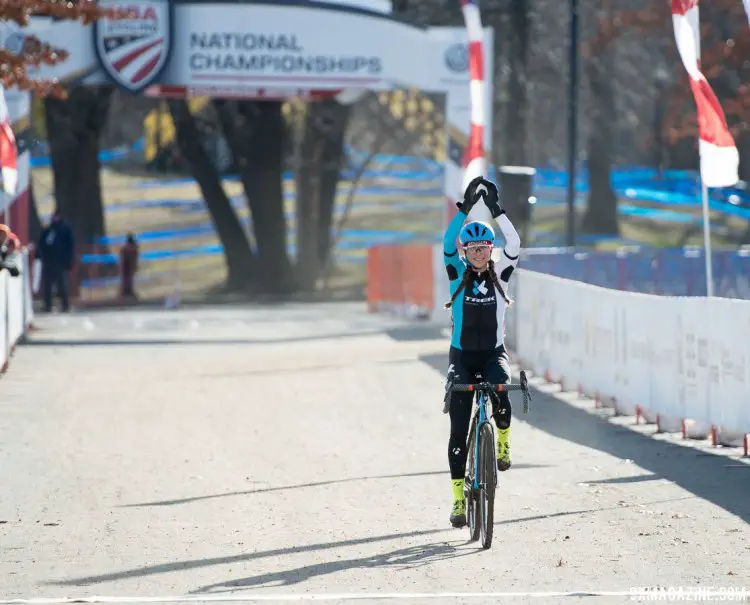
left=94, top=0, right=172, bottom=93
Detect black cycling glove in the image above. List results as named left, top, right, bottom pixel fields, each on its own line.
left=455, top=175, right=485, bottom=215
left=478, top=178, right=504, bottom=218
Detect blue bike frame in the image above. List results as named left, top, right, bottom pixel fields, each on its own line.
left=450, top=371, right=531, bottom=495
left=471, top=390, right=494, bottom=492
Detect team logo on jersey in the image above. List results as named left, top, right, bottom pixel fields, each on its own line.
left=94, top=0, right=172, bottom=93
left=472, top=280, right=489, bottom=296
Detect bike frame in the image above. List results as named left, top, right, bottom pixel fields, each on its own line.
left=451, top=371, right=531, bottom=548
left=471, top=389, right=496, bottom=492
left=452, top=372, right=532, bottom=495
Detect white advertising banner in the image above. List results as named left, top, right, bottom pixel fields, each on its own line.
left=512, top=270, right=750, bottom=435
left=700, top=297, right=750, bottom=432
left=24, top=2, right=483, bottom=95
left=24, top=2, right=494, bottom=217
left=7, top=265, right=23, bottom=346
left=0, top=271, right=7, bottom=370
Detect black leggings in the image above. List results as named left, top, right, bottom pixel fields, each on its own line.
left=445, top=345, right=512, bottom=480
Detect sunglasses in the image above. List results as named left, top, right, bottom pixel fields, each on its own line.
left=463, top=242, right=492, bottom=252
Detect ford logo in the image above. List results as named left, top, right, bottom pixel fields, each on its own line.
left=444, top=43, right=469, bottom=73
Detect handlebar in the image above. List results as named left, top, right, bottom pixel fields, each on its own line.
left=450, top=383, right=525, bottom=392
left=450, top=370, right=532, bottom=414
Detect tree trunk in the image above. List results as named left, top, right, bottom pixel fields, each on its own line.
left=317, top=102, right=350, bottom=270
left=43, top=86, right=113, bottom=251
left=295, top=113, right=321, bottom=292
left=28, top=180, right=43, bottom=244
left=294, top=100, right=350, bottom=291
left=167, top=99, right=256, bottom=292
left=737, top=132, right=750, bottom=182
left=582, top=50, right=619, bottom=235
left=214, top=99, right=293, bottom=295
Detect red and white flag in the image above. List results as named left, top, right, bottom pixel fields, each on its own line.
left=459, top=0, right=487, bottom=189
left=672, top=0, right=738, bottom=188
left=0, top=85, right=17, bottom=196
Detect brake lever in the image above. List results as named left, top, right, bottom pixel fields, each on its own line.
left=520, top=370, right=532, bottom=414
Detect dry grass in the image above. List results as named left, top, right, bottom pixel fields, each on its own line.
left=30, top=164, right=746, bottom=305
left=31, top=165, right=445, bottom=304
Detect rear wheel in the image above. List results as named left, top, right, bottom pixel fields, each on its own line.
left=479, top=421, right=496, bottom=549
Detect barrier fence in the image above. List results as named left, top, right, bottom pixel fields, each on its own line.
left=367, top=242, right=750, bottom=455
left=519, top=247, right=750, bottom=299
left=366, top=245, right=750, bottom=318
left=508, top=270, right=749, bottom=440
left=1, top=249, right=36, bottom=375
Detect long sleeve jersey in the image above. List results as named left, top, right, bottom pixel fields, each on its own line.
left=443, top=210, right=521, bottom=351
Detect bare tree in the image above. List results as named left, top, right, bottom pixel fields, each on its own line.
left=44, top=86, right=113, bottom=251
left=215, top=100, right=294, bottom=295
left=167, top=99, right=256, bottom=291
left=295, top=99, right=351, bottom=291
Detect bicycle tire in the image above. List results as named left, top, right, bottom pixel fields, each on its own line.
left=465, top=413, right=480, bottom=542
left=479, top=421, right=496, bottom=549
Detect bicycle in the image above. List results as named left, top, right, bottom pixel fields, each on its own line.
left=450, top=370, right=532, bottom=549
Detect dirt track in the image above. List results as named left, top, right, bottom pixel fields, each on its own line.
left=1, top=303, right=748, bottom=604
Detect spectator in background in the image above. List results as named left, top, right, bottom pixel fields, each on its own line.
left=119, top=232, right=139, bottom=300
left=37, top=211, right=74, bottom=312
left=0, top=224, right=21, bottom=277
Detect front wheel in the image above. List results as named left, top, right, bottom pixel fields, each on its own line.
left=465, top=414, right=480, bottom=542
left=479, top=421, right=496, bottom=549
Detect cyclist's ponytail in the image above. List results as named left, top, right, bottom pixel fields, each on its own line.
left=444, top=266, right=473, bottom=309
left=488, top=259, right=512, bottom=305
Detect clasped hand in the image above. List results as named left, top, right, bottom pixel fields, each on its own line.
left=456, top=176, right=504, bottom=218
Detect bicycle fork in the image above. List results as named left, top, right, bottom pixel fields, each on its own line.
left=466, top=392, right=496, bottom=497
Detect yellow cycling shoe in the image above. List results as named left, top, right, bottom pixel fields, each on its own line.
left=449, top=478, right=466, bottom=527
left=496, top=426, right=511, bottom=471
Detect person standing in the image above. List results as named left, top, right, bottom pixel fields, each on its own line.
left=119, top=233, right=139, bottom=300
left=37, top=211, right=75, bottom=312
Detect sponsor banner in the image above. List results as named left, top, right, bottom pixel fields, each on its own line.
left=23, top=2, right=474, bottom=94
left=513, top=269, right=750, bottom=434
left=146, top=84, right=344, bottom=99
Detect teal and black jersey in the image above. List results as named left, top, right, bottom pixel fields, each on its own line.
left=443, top=210, right=520, bottom=351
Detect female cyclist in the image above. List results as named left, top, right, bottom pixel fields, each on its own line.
left=442, top=175, right=521, bottom=528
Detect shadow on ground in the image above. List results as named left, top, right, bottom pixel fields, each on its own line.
left=46, top=527, right=466, bottom=587
left=49, top=491, right=696, bottom=590
left=120, top=464, right=548, bottom=508
left=189, top=541, right=472, bottom=593
left=24, top=331, right=383, bottom=348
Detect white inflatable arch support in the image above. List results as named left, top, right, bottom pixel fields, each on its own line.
left=22, top=0, right=494, bottom=211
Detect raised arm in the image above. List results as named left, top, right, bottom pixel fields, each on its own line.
left=443, top=207, right=466, bottom=256
left=443, top=176, right=485, bottom=281
left=473, top=176, right=521, bottom=287
left=492, top=212, right=520, bottom=288
left=442, top=207, right=466, bottom=282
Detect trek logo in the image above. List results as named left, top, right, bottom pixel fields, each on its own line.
left=472, top=280, right=488, bottom=296
left=465, top=295, right=496, bottom=304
